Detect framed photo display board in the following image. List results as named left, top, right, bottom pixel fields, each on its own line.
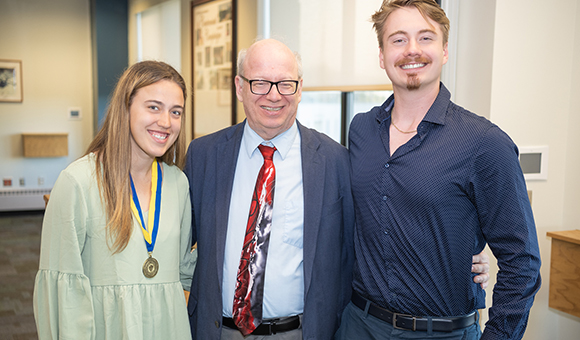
left=0, top=60, right=23, bottom=103
left=191, top=0, right=237, bottom=138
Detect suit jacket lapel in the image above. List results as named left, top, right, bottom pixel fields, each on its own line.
left=299, top=122, right=325, bottom=298
left=215, top=122, right=245, bottom=287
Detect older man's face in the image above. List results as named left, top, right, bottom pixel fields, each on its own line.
left=235, top=40, right=302, bottom=140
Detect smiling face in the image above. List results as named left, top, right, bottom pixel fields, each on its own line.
left=129, top=79, right=184, bottom=164
left=379, top=6, right=448, bottom=92
left=235, top=39, right=303, bottom=140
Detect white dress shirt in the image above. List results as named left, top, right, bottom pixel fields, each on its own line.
left=222, top=121, right=304, bottom=318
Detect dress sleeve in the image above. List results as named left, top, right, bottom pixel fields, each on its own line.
left=471, top=126, right=541, bottom=340
left=179, top=173, right=196, bottom=292
left=33, top=170, right=96, bottom=340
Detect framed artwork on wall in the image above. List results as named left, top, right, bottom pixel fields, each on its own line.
left=0, top=59, right=23, bottom=103
left=191, top=0, right=237, bottom=139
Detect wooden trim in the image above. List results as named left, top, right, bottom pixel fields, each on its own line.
left=230, top=0, right=237, bottom=126
left=302, top=84, right=393, bottom=92
left=548, top=236, right=580, bottom=317
left=547, top=230, right=580, bottom=246
left=192, top=0, right=216, bottom=5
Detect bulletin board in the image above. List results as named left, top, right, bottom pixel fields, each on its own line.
left=191, top=0, right=237, bottom=138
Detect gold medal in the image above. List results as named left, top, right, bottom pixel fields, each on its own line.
left=143, top=253, right=159, bottom=278
left=131, top=160, right=163, bottom=279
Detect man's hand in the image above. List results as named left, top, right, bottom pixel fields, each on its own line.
left=472, top=250, right=490, bottom=289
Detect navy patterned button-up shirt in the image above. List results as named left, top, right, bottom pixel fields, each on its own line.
left=349, top=83, right=541, bottom=339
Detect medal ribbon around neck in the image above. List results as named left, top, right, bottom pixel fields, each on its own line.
left=129, top=159, right=162, bottom=253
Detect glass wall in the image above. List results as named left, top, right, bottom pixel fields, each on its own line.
left=297, top=90, right=392, bottom=145
left=351, top=90, right=392, bottom=122
left=297, top=91, right=342, bottom=142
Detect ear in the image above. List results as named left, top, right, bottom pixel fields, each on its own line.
left=379, top=47, right=386, bottom=70
left=234, top=75, right=244, bottom=102
left=296, top=78, right=303, bottom=103
left=442, top=42, right=449, bottom=65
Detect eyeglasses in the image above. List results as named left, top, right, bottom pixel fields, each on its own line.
left=239, top=75, right=299, bottom=96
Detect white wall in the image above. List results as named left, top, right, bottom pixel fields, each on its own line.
left=453, top=0, right=496, bottom=119
left=487, top=0, right=580, bottom=338
left=137, top=0, right=181, bottom=71
left=563, top=0, right=580, bottom=235
left=0, top=0, right=94, bottom=192
left=129, top=0, right=194, bottom=141
left=270, top=0, right=388, bottom=88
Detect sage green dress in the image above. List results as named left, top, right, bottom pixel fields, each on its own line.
left=33, top=153, right=196, bottom=340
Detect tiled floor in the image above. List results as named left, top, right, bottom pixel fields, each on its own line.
left=0, top=211, right=43, bottom=340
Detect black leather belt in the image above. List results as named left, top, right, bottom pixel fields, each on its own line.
left=222, top=315, right=301, bottom=335
left=351, top=291, right=476, bottom=332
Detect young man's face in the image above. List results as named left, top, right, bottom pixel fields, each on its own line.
left=379, top=6, right=448, bottom=92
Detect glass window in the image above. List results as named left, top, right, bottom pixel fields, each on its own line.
left=296, top=90, right=392, bottom=146
left=346, top=91, right=392, bottom=143
left=350, top=90, right=392, bottom=124
left=297, top=91, right=342, bottom=143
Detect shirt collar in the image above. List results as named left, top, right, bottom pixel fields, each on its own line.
left=242, top=120, right=298, bottom=160
left=376, top=82, right=451, bottom=126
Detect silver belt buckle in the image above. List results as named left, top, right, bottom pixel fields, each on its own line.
left=266, top=318, right=278, bottom=334
left=392, top=312, right=416, bottom=331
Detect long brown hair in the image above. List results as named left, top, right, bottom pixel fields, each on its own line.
left=85, top=60, right=187, bottom=254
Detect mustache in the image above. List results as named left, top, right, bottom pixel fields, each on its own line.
left=395, top=57, right=431, bottom=67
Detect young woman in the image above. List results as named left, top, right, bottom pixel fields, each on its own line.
left=33, top=61, right=196, bottom=339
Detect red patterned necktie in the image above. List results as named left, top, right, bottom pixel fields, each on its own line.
left=232, top=144, right=276, bottom=336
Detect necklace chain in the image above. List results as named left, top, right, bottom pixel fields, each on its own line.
left=391, top=120, right=417, bottom=134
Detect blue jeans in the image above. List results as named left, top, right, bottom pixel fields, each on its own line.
left=335, top=302, right=481, bottom=340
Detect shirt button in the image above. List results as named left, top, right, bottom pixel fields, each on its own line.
left=385, top=163, right=389, bottom=168
left=382, top=196, right=387, bottom=201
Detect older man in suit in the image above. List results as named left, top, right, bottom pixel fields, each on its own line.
left=184, top=39, right=354, bottom=340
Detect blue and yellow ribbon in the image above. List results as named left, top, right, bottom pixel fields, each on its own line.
left=130, top=159, right=162, bottom=252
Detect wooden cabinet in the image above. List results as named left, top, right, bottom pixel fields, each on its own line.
left=22, top=133, right=68, bottom=157
left=547, top=229, right=580, bottom=318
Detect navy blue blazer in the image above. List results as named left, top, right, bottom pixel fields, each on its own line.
left=184, top=121, right=354, bottom=340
